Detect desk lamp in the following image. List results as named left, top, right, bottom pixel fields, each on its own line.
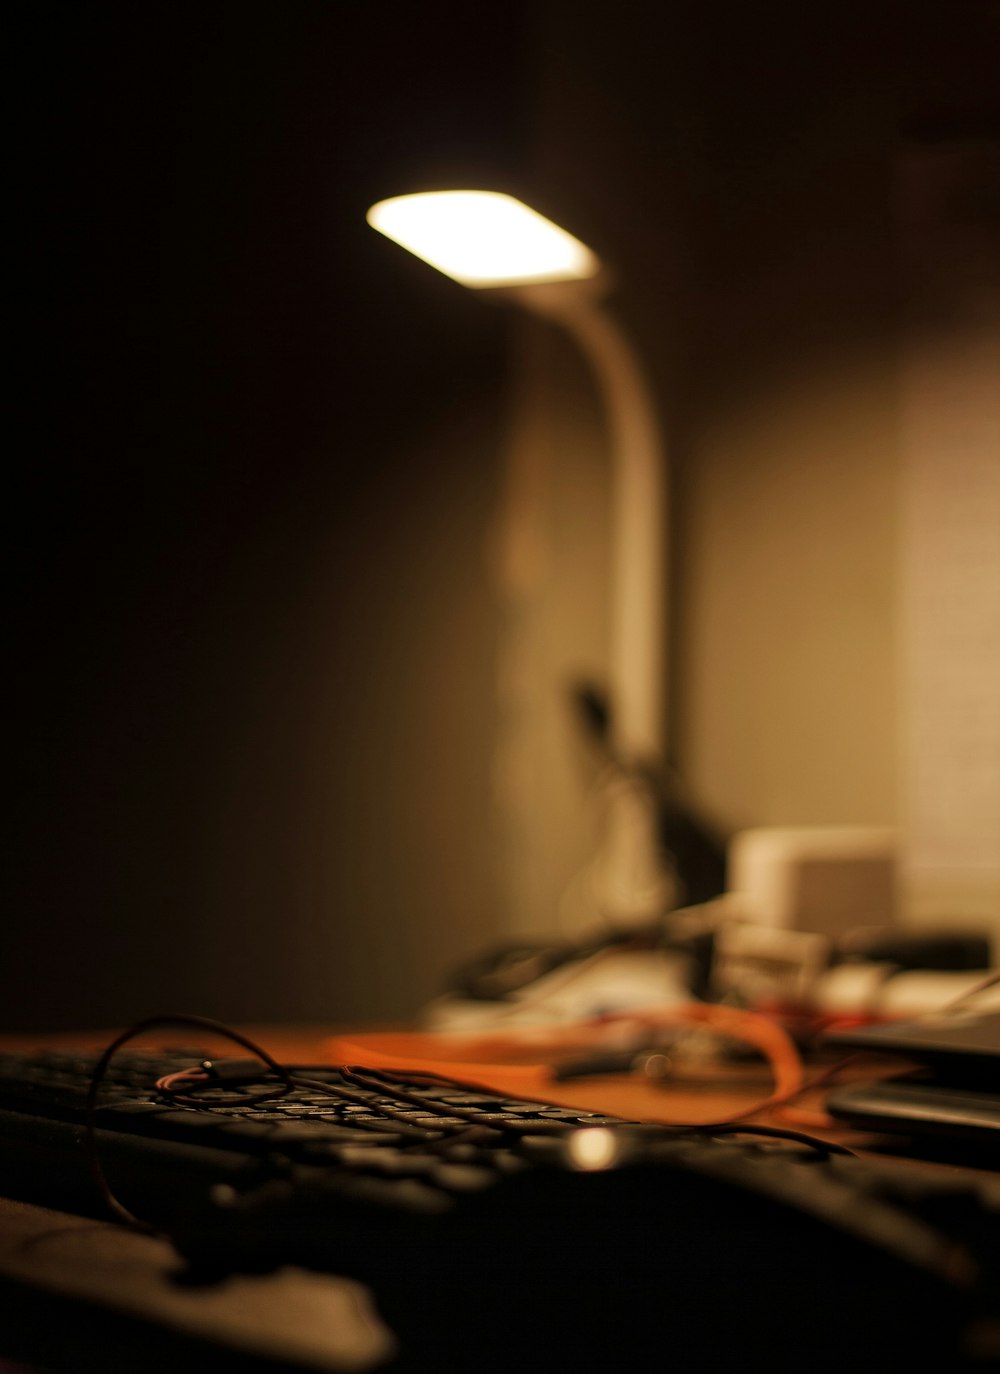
left=367, top=190, right=672, bottom=925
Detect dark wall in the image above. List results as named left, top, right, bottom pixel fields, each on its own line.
left=5, top=2, right=528, bottom=1029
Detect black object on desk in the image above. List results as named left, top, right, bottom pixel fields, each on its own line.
left=826, top=1007, right=1000, bottom=1148
left=825, top=1006, right=1000, bottom=1076
left=0, top=1046, right=998, bottom=1372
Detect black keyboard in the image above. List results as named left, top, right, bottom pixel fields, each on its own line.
left=1, top=1046, right=996, bottom=1371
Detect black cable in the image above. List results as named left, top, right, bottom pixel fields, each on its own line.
left=84, top=1013, right=298, bottom=1231
left=84, top=1014, right=855, bottom=1234
left=701, top=1123, right=856, bottom=1157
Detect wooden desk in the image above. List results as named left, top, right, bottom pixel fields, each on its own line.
left=0, top=1025, right=993, bottom=1373
left=0, top=1020, right=882, bottom=1143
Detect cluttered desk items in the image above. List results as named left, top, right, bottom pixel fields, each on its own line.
left=2, top=1010, right=1000, bottom=1372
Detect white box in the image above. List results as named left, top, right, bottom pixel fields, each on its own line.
left=727, top=826, right=897, bottom=938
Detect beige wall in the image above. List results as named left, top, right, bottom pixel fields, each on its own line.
left=490, top=4, right=990, bottom=943
left=492, top=4, right=999, bottom=945
left=675, top=353, right=900, bottom=833
left=494, top=306, right=901, bottom=942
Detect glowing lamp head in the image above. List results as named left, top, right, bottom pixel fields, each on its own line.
left=366, top=190, right=601, bottom=288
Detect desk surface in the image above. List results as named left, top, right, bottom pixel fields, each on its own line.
left=0, top=1024, right=995, bottom=1373
left=0, top=1021, right=878, bottom=1144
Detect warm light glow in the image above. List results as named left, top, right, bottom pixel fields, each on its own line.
left=366, top=191, right=601, bottom=287
left=566, top=1127, right=619, bottom=1171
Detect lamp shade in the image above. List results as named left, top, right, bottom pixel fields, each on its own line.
left=366, top=190, right=600, bottom=288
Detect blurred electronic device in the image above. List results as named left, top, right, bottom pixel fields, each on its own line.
left=710, top=921, right=830, bottom=1007
left=825, top=1004, right=1000, bottom=1148
left=711, top=898, right=993, bottom=1017
left=825, top=1003, right=1000, bottom=1078
left=812, top=964, right=995, bottom=1020
left=425, top=943, right=695, bottom=1032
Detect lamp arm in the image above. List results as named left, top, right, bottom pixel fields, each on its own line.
left=511, top=284, right=668, bottom=769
